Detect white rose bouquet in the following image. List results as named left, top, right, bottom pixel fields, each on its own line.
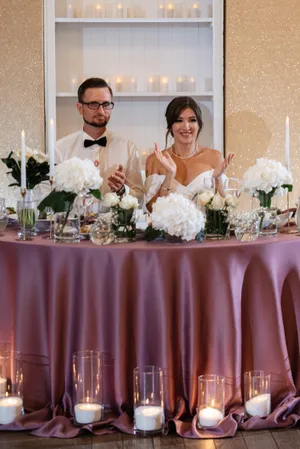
left=102, top=192, right=139, bottom=242
left=38, top=157, right=103, bottom=215
left=1, top=147, right=49, bottom=190
left=243, top=158, right=293, bottom=208
left=145, top=193, right=205, bottom=242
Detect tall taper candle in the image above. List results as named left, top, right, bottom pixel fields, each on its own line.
left=49, top=119, right=55, bottom=178
left=285, top=116, right=290, bottom=170
left=21, top=130, right=26, bottom=190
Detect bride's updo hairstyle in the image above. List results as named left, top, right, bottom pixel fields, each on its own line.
left=165, top=96, right=203, bottom=148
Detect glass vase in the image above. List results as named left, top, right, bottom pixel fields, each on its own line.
left=258, top=207, right=277, bottom=237
left=0, top=350, right=23, bottom=425
left=90, top=213, right=115, bottom=245
left=0, top=198, right=8, bottom=236
left=17, top=200, right=37, bottom=241
left=205, top=208, right=229, bottom=240
left=111, top=207, right=136, bottom=243
left=234, top=221, right=260, bottom=242
left=54, top=203, right=80, bottom=243
left=244, top=371, right=271, bottom=418
left=197, top=375, right=225, bottom=428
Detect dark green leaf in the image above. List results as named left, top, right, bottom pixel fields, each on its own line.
left=38, top=190, right=76, bottom=213
left=89, top=189, right=101, bottom=200
left=282, top=183, right=293, bottom=192
left=144, top=226, right=164, bottom=241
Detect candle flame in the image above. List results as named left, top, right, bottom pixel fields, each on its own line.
left=190, top=77, right=194, bottom=82
left=50, top=118, right=54, bottom=126
left=146, top=398, right=149, bottom=404
left=168, top=4, right=173, bottom=10
left=178, top=77, right=182, bottom=82
left=149, top=77, right=153, bottom=83
left=118, top=3, right=122, bottom=9
left=116, top=78, right=121, bottom=83
left=193, top=3, right=198, bottom=8
left=131, top=78, right=135, bottom=83
left=21, top=130, right=25, bottom=137
left=211, top=399, right=215, bottom=407
left=162, top=77, right=168, bottom=83
left=96, top=4, right=101, bottom=9
left=71, top=78, right=76, bottom=84
left=68, top=4, right=72, bottom=9
left=159, top=4, right=164, bottom=9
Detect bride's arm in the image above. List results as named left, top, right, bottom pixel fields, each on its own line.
left=212, top=152, right=235, bottom=195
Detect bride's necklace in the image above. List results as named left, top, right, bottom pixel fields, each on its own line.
left=171, top=145, right=197, bottom=160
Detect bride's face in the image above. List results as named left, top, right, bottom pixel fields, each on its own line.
left=171, top=108, right=199, bottom=146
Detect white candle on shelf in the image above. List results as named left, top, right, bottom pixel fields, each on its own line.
left=49, top=119, right=55, bottom=179
left=174, top=2, right=184, bottom=18
left=160, top=77, right=169, bottom=93
left=0, top=378, right=7, bottom=397
left=0, top=396, right=23, bottom=425
left=285, top=115, right=290, bottom=170
left=190, top=3, right=200, bottom=18
left=116, top=3, right=123, bottom=18
left=158, top=4, right=165, bottom=18
left=70, top=77, right=78, bottom=93
left=105, top=3, right=113, bottom=17
left=115, top=77, right=123, bottom=92
left=176, top=77, right=184, bottom=92
left=245, top=393, right=271, bottom=418
left=21, top=130, right=26, bottom=190
left=166, top=3, right=174, bottom=18
left=127, top=6, right=135, bottom=18
left=189, top=76, right=196, bottom=92
left=130, top=78, right=137, bottom=92
left=94, top=3, right=103, bottom=18
left=66, top=3, right=74, bottom=18
left=198, top=407, right=224, bottom=427
left=134, top=405, right=163, bottom=431
left=74, top=402, right=102, bottom=424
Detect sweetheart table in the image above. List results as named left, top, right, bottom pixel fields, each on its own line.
left=0, top=230, right=299, bottom=437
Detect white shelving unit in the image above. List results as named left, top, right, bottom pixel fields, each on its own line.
left=44, top=0, right=224, bottom=159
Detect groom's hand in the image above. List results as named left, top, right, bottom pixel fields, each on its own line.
left=108, top=164, right=126, bottom=192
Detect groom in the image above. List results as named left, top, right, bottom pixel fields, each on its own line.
left=55, top=77, right=144, bottom=205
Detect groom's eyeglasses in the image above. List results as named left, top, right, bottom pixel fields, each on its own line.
left=81, top=101, right=115, bottom=111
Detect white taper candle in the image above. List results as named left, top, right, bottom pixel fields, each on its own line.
left=21, top=130, right=26, bottom=190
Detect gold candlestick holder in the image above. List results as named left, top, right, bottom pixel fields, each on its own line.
left=41, top=177, right=54, bottom=240
left=279, top=190, right=297, bottom=234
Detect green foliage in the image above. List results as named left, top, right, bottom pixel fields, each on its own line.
left=1, top=151, right=50, bottom=190
left=38, top=190, right=77, bottom=213
left=143, top=226, right=164, bottom=241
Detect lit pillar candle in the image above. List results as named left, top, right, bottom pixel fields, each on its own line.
left=189, top=76, right=196, bottom=92
left=0, top=397, right=23, bottom=425
left=134, top=405, right=164, bottom=431
left=176, top=77, right=184, bottom=92
left=127, top=6, right=135, bottom=18
left=158, top=4, right=165, bottom=18
left=21, top=130, right=26, bottom=190
left=70, top=77, right=77, bottom=93
left=245, top=393, right=271, bottom=418
left=160, top=77, right=169, bottom=92
left=49, top=119, right=55, bottom=179
left=198, top=406, right=224, bottom=427
left=285, top=115, right=290, bottom=170
left=94, top=4, right=103, bottom=18
left=116, top=3, right=123, bottom=18
left=174, top=2, right=183, bottom=18
left=0, top=378, right=6, bottom=397
left=66, top=3, right=74, bottom=18
left=115, top=77, right=123, bottom=92
left=190, top=3, right=200, bottom=18
left=74, top=402, right=103, bottom=424
left=130, top=78, right=137, bottom=92
left=166, top=3, right=174, bottom=18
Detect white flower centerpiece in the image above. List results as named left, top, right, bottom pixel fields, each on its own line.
left=102, top=192, right=139, bottom=242
left=38, top=157, right=103, bottom=243
left=243, top=158, right=293, bottom=236
left=198, top=191, right=236, bottom=240
left=145, top=193, right=205, bottom=243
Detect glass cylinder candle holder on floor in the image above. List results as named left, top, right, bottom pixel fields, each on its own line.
left=197, top=374, right=225, bottom=428
left=0, top=351, right=23, bottom=425
left=73, top=350, right=103, bottom=425
left=133, top=365, right=164, bottom=435
left=244, top=371, right=271, bottom=418
left=17, top=200, right=37, bottom=241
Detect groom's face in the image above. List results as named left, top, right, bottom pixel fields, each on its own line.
left=77, top=87, right=113, bottom=128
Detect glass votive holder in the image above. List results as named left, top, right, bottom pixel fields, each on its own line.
left=90, top=213, right=115, bottom=245
left=157, top=1, right=166, bottom=18
left=197, top=374, right=225, bottom=428
left=133, top=365, right=164, bottom=435
left=189, top=2, right=200, bottom=18
left=166, top=3, right=175, bottom=18
left=147, top=75, right=161, bottom=92
left=160, top=77, right=169, bottom=93
left=94, top=2, right=103, bottom=18
left=0, top=350, right=23, bottom=425
left=17, top=200, right=37, bottom=241
left=73, top=350, right=103, bottom=425
left=244, top=371, right=271, bottom=418
left=115, top=2, right=124, bottom=18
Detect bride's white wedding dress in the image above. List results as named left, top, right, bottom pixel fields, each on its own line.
left=145, top=169, right=219, bottom=204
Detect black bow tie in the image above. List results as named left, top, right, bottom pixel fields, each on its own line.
left=84, top=136, right=107, bottom=148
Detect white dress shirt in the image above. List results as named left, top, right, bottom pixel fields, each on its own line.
left=55, top=129, right=144, bottom=206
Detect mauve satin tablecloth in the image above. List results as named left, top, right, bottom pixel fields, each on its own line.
left=0, top=230, right=300, bottom=437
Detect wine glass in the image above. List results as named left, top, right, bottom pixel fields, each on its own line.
left=203, top=177, right=215, bottom=192
left=223, top=178, right=242, bottom=203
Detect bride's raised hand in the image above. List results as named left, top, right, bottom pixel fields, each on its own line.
left=213, top=153, right=235, bottom=179
left=154, top=143, right=177, bottom=177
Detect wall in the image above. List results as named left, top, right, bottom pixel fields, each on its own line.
left=0, top=0, right=44, bottom=205
left=225, top=0, right=300, bottom=205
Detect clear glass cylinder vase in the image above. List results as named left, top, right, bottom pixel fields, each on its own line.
left=244, top=371, right=271, bottom=418
left=17, top=200, right=37, bottom=240
left=258, top=207, right=277, bottom=237
left=73, top=350, right=103, bottom=425
left=197, top=374, right=225, bottom=428
left=111, top=207, right=136, bottom=243
left=205, top=208, right=229, bottom=240
left=0, top=350, right=23, bottom=425
left=54, top=203, right=80, bottom=243
left=133, top=365, right=164, bottom=435
left=0, top=198, right=8, bottom=236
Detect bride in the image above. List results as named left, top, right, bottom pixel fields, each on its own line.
left=145, top=96, right=234, bottom=211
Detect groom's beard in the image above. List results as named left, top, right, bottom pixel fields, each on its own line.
left=83, top=117, right=108, bottom=128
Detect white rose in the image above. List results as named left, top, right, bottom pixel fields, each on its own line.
left=119, top=195, right=139, bottom=210
left=225, top=194, right=237, bottom=208
left=210, top=194, right=225, bottom=210
left=198, top=191, right=214, bottom=206
left=103, top=192, right=120, bottom=208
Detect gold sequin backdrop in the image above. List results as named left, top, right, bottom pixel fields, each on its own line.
left=0, top=0, right=299, bottom=204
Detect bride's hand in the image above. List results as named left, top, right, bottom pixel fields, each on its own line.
left=213, top=153, right=235, bottom=179
left=154, top=143, right=177, bottom=177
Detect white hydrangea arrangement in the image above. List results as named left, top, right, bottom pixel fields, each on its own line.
left=243, top=158, right=293, bottom=207
left=38, top=157, right=103, bottom=214
left=146, top=193, right=205, bottom=242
